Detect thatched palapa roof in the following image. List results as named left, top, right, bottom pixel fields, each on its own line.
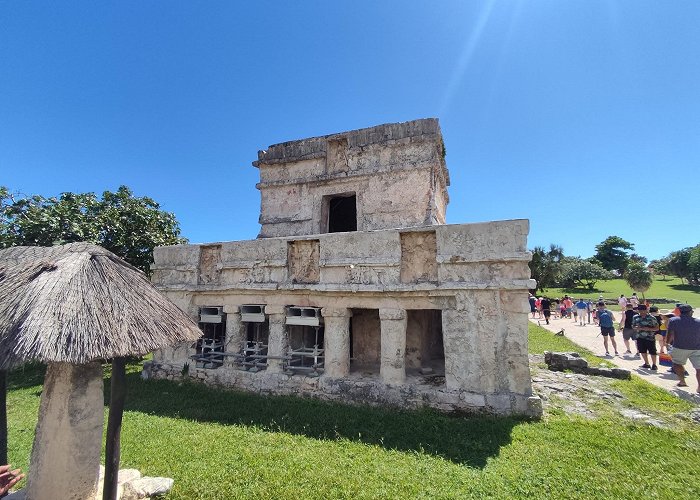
left=0, top=242, right=202, bottom=370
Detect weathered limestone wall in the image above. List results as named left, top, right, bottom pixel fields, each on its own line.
left=149, top=219, right=538, bottom=416
left=254, top=119, right=449, bottom=237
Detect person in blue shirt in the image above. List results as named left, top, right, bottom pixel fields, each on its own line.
left=596, top=301, right=618, bottom=356
left=575, top=299, right=587, bottom=326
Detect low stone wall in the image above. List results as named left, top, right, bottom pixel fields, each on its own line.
left=143, top=361, right=542, bottom=418
left=544, top=352, right=631, bottom=379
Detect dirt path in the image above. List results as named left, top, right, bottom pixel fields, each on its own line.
left=530, top=313, right=700, bottom=402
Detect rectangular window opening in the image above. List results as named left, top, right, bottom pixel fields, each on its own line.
left=194, top=306, right=226, bottom=369
left=327, top=193, right=357, bottom=233
left=284, top=306, right=325, bottom=376
left=239, top=319, right=269, bottom=372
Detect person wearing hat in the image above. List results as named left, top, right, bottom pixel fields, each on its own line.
left=632, top=304, right=659, bottom=370
left=666, top=304, right=700, bottom=392
left=656, top=309, right=672, bottom=354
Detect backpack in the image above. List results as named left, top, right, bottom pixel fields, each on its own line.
left=598, top=309, right=613, bottom=328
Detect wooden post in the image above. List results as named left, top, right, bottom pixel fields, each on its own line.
left=0, top=370, right=7, bottom=500
left=0, top=370, right=7, bottom=466
left=103, top=358, right=126, bottom=500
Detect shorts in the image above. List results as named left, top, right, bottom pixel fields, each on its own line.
left=671, top=348, right=700, bottom=369
left=543, top=310, right=551, bottom=318
left=622, top=327, right=636, bottom=341
left=636, top=337, right=657, bottom=355
left=530, top=303, right=536, bottom=313
left=600, top=327, right=615, bottom=337
left=658, top=330, right=666, bottom=337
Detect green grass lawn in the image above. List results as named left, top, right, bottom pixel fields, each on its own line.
left=540, top=276, right=700, bottom=308
left=6, top=328, right=700, bottom=499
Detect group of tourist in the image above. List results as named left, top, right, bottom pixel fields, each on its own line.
left=529, top=292, right=700, bottom=393
left=595, top=301, right=700, bottom=392
left=529, top=294, right=595, bottom=325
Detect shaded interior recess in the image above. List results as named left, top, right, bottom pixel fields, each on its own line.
left=328, top=194, right=357, bottom=233
left=405, top=310, right=444, bottom=381
left=236, top=304, right=269, bottom=371
left=284, top=306, right=325, bottom=376
left=350, top=308, right=381, bottom=375
left=239, top=320, right=269, bottom=372
left=194, top=306, right=226, bottom=369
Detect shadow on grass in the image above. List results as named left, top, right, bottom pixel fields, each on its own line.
left=113, top=370, right=521, bottom=468
left=6, top=363, right=46, bottom=390
left=668, top=283, right=700, bottom=292
left=554, top=287, right=602, bottom=294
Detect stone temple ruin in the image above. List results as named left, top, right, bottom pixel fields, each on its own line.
left=145, top=118, right=540, bottom=416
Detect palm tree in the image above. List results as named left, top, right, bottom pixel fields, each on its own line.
left=625, top=261, right=653, bottom=302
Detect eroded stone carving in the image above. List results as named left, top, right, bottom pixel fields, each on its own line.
left=288, top=240, right=320, bottom=283
left=198, top=245, right=221, bottom=284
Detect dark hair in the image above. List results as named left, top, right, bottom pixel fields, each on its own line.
left=597, top=301, right=605, bottom=306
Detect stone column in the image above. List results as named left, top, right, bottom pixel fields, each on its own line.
left=321, top=307, right=352, bottom=378
left=26, top=362, right=104, bottom=500
left=379, top=308, right=407, bottom=385
left=223, top=305, right=244, bottom=366
left=265, top=305, right=287, bottom=373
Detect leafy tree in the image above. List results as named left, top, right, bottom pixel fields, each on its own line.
left=558, top=257, right=614, bottom=290
left=687, top=244, right=700, bottom=285
left=649, top=257, right=672, bottom=280
left=0, top=186, right=186, bottom=275
left=628, top=253, right=647, bottom=265
left=529, top=244, right=564, bottom=292
left=594, top=236, right=634, bottom=274
left=624, top=261, right=653, bottom=301
left=667, top=248, right=692, bottom=284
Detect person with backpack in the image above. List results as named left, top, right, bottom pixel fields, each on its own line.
left=596, top=301, right=619, bottom=356
left=540, top=297, right=552, bottom=324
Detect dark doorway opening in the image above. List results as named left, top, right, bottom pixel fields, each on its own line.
left=328, top=194, right=357, bottom=233
left=349, top=308, right=381, bottom=376
left=405, top=310, right=445, bottom=383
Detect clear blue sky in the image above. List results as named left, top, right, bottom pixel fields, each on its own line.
left=2, top=1, right=699, bottom=260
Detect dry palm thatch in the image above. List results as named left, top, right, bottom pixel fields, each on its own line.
left=0, top=242, right=202, bottom=370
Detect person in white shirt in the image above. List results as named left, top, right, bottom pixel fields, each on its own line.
left=618, top=294, right=627, bottom=311
left=629, top=293, right=639, bottom=308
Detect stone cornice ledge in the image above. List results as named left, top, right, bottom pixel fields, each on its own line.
left=155, top=279, right=535, bottom=293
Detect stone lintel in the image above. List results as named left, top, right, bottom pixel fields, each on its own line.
left=265, top=305, right=286, bottom=316
left=379, top=308, right=406, bottom=321
left=223, top=305, right=240, bottom=314
left=321, top=307, right=353, bottom=318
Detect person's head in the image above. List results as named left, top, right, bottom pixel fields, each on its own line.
left=632, top=293, right=637, bottom=296
left=626, top=303, right=633, bottom=309
left=679, top=304, right=693, bottom=316
left=649, top=306, right=658, bottom=314
left=637, top=304, right=648, bottom=315
left=597, top=301, right=605, bottom=308
left=620, top=294, right=624, bottom=298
